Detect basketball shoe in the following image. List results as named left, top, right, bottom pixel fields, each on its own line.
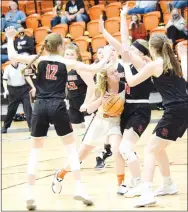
left=154, top=183, right=178, bottom=196
left=134, top=184, right=156, bottom=208
left=52, top=170, right=93, bottom=206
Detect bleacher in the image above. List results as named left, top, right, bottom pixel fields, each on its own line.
left=1, top=0, right=188, bottom=68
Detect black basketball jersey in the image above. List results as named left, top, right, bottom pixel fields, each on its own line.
left=117, top=62, right=126, bottom=82
left=125, top=65, right=153, bottom=100
left=153, top=70, right=188, bottom=106
left=35, top=55, right=67, bottom=99
left=67, top=69, right=87, bottom=98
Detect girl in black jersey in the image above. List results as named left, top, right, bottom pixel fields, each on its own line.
left=5, top=27, right=112, bottom=210
left=122, top=33, right=188, bottom=207
left=99, top=9, right=152, bottom=195
left=64, top=43, right=95, bottom=144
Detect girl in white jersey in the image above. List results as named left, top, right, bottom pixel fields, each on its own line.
left=52, top=64, right=127, bottom=195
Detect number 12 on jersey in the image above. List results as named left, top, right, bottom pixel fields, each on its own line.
left=46, top=64, right=58, bottom=80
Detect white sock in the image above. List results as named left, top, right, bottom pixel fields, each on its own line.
left=27, top=148, right=40, bottom=175
left=75, top=180, right=83, bottom=190
left=163, top=176, right=173, bottom=185
left=66, top=144, right=80, bottom=171
left=142, top=182, right=152, bottom=193
left=133, top=177, right=142, bottom=184
left=25, top=184, right=34, bottom=200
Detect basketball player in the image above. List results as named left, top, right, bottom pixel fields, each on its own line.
left=121, top=34, right=188, bottom=207
left=52, top=64, right=127, bottom=195
left=5, top=27, right=112, bottom=210
left=64, top=43, right=95, bottom=143
left=94, top=47, right=113, bottom=170
left=99, top=9, right=152, bottom=196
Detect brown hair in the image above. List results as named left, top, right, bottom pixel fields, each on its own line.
left=149, top=34, right=182, bottom=76
left=64, top=42, right=82, bottom=61
left=131, top=14, right=140, bottom=29
left=21, top=33, right=63, bottom=75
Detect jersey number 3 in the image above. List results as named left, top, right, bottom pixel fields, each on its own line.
left=46, top=64, right=58, bottom=80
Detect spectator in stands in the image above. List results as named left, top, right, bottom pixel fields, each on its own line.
left=51, top=0, right=64, bottom=27
left=1, top=37, right=8, bottom=63
left=166, top=8, right=188, bottom=46
left=129, top=14, right=147, bottom=42
left=1, top=1, right=26, bottom=31
left=61, top=0, right=89, bottom=24
left=94, top=0, right=99, bottom=5
left=170, top=1, right=188, bottom=9
left=128, top=1, right=157, bottom=15
left=14, top=27, right=34, bottom=55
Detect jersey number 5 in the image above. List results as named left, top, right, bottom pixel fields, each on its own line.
left=46, top=64, right=58, bottom=80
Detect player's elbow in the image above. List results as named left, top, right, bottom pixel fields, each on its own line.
left=127, top=80, right=137, bottom=87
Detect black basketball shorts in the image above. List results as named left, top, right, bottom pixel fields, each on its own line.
left=153, top=103, right=188, bottom=141
left=31, top=99, right=73, bottom=137
left=68, top=95, right=86, bottom=124
left=120, top=103, right=151, bottom=137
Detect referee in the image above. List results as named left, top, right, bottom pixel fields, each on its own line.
left=2, top=59, right=35, bottom=133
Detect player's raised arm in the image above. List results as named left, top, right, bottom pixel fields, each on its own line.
left=99, top=15, right=122, bottom=53
left=6, top=27, right=37, bottom=65
left=122, top=47, right=163, bottom=87
left=61, top=45, right=113, bottom=73
left=120, top=5, right=130, bottom=48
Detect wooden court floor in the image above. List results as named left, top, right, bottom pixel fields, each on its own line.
left=1, top=110, right=187, bottom=211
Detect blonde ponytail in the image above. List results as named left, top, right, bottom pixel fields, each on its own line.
left=95, top=70, right=107, bottom=97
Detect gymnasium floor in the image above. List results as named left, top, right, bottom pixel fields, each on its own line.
left=1, top=110, right=187, bottom=211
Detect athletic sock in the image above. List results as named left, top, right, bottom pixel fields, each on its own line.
left=117, top=174, right=125, bottom=186
left=57, top=169, right=69, bottom=180
left=163, top=176, right=173, bottom=185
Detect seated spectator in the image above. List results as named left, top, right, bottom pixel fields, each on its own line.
left=129, top=14, right=147, bottom=42
left=166, top=8, right=188, bottom=46
left=170, top=1, right=188, bottom=9
left=94, top=0, right=99, bottom=5
left=128, top=0, right=157, bottom=15
left=1, top=1, right=26, bottom=31
left=61, top=0, right=89, bottom=24
left=14, top=27, right=34, bottom=55
left=1, top=37, right=8, bottom=63
left=51, top=0, right=65, bottom=27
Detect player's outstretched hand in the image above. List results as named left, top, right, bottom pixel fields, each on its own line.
left=99, top=15, right=105, bottom=33
left=177, top=43, right=187, bottom=60
left=5, top=27, right=17, bottom=39
left=80, top=104, right=87, bottom=112
left=3, top=89, right=9, bottom=99
left=30, top=87, right=36, bottom=98
left=121, top=4, right=129, bottom=16
left=142, top=56, right=152, bottom=64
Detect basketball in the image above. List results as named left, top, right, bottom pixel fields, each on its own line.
left=103, top=95, right=124, bottom=117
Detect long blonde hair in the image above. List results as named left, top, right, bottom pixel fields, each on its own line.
left=21, top=33, right=63, bottom=74
left=149, top=34, right=182, bottom=76
left=95, top=70, right=108, bottom=97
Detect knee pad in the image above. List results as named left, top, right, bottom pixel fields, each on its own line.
left=119, top=141, right=138, bottom=164
left=66, top=144, right=80, bottom=171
